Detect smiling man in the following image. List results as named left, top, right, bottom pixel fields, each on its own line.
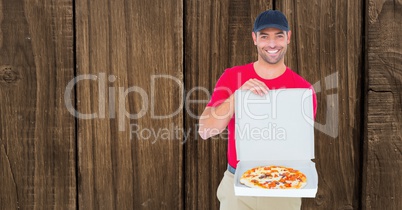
left=198, top=10, right=317, bottom=210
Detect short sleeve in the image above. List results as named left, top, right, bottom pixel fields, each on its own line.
left=207, top=70, right=235, bottom=107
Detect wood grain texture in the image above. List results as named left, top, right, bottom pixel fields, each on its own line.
left=278, top=0, right=363, bottom=209
left=184, top=1, right=271, bottom=209
left=75, top=0, right=183, bottom=209
left=363, top=0, right=402, bottom=209
left=3, top=1, right=401, bottom=209
left=0, top=0, right=75, bottom=209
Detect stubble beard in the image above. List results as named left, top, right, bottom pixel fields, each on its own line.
left=259, top=47, right=287, bottom=65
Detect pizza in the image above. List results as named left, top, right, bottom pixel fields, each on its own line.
left=240, top=165, right=307, bottom=189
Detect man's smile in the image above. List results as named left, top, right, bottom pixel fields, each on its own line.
left=267, top=49, right=279, bottom=54
left=265, top=49, right=280, bottom=55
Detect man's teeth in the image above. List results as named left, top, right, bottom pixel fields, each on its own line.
left=267, top=50, right=279, bottom=54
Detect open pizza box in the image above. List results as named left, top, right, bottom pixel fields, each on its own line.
left=234, top=89, right=318, bottom=197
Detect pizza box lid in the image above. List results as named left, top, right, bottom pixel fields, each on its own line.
left=234, top=89, right=315, bottom=161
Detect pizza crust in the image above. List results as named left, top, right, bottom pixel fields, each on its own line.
left=240, top=165, right=307, bottom=189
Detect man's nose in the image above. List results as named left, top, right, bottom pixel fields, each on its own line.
left=268, top=39, right=276, bottom=48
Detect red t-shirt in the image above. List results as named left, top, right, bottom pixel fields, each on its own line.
left=206, top=62, right=317, bottom=168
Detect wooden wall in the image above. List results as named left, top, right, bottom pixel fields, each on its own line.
left=0, top=0, right=76, bottom=209
left=0, top=0, right=401, bottom=209
left=75, top=0, right=183, bottom=209
left=363, top=0, right=402, bottom=209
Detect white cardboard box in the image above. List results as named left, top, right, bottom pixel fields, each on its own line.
left=234, top=89, right=318, bottom=197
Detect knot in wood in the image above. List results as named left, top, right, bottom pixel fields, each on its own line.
left=1, top=66, right=21, bottom=84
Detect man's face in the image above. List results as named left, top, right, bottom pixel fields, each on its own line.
left=252, top=27, right=291, bottom=65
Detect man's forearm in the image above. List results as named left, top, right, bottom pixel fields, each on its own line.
left=198, top=95, right=235, bottom=139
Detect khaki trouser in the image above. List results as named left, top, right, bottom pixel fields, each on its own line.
left=217, top=170, right=302, bottom=210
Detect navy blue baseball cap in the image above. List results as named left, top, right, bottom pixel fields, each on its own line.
left=253, top=10, right=289, bottom=32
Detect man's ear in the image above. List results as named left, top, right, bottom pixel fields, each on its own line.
left=287, top=30, right=292, bottom=44
left=252, top=31, right=257, bottom=45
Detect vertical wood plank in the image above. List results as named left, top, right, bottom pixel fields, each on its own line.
left=184, top=1, right=271, bottom=209
left=278, top=0, right=363, bottom=209
left=363, top=0, right=402, bottom=209
left=0, top=0, right=75, bottom=209
left=76, top=0, right=183, bottom=209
